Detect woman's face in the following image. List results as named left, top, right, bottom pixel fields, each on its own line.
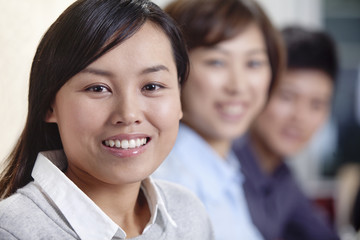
left=252, top=69, right=333, bottom=157
left=46, top=22, right=182, bottom=186
left=181, top=23, right=271, bottom=152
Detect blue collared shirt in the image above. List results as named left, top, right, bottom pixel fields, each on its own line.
left=153, top=123, right=263, bottom=240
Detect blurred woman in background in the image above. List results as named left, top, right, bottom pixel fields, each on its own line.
left=153, top=0, right=284, bottom=239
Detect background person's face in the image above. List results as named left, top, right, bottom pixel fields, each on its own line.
left=46, top=22, right=182, bottom=187
left=181, top=23, right=271, bottom=154
left=252, top=69, right=334, bottom=157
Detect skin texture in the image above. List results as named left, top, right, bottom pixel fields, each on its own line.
left=46, top=22, right=182, bottom=237
left=251, top=69, right=334, bottom=173
left=181, top=23, right=271, bottom=157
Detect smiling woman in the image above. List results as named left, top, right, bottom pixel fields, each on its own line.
left=0, top=1, right=213, bottom=239
left=152, top=0, right=284, bottom=239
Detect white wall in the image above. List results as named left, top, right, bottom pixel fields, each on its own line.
left=256, top=0, right=323, bottom=29
left=0, top=0, right=322, bottom=163
left=0, top=0, right=76, bottom=163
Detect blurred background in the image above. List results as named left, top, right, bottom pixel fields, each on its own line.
left=0, top=0, right=359, bottom=238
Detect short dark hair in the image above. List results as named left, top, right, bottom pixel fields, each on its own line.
left=282, top=26, right=338, bottom=81
left=0, top=0, right=189, bottom=199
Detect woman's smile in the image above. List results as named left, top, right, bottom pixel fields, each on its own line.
left=102, top=134, right=151, bottom=158
left=103, top=137, right=148, bottom=149
left=215, top=101, right=248, bottom=122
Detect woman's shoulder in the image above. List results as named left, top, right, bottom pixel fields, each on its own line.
left=0, top=183, right=39, bottom=220
left=0, top=182, right=77, bottom=239
left=0, top=183, right=46, bottom=238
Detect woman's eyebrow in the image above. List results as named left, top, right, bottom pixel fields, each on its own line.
left=80, top=67, right=114, bottom=77
left=204, top=46, right=230, bottom=55
left=140, top=64, right=170, bottom=75
left=245, top=48, right=267, bottom=56
left=203, top=46, right=267, bottom=56
left=80, top=65, right=169, bottom=77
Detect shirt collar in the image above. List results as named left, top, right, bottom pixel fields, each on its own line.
left=31, top=150, right=176, bottom=240
left=173, top=123, right=243, bottom=197
left=233, top=135, right=291, bottom=191
left=141, top=178, right=177, bottom=230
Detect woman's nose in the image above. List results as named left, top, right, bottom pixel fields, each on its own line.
left=224, top=65, right=246, bottom=95
left=110, top=93, right=142, bottom=126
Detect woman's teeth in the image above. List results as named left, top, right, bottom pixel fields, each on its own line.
left=222, top=105, right=244, bottom=115
left=104, top=138, right=147, bottom=149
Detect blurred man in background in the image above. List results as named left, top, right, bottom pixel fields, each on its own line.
left=233, top=26, right=340, bottom=240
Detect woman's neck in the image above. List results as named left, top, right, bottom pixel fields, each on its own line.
left=66, top=169, right=150, bottom=238
left=206, top=138, right=232, bottom=159
left=249, top=132, right=283, bottom=175
left=181, top=121, right=231, bottom=159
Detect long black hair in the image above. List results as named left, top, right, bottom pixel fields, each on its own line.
left=0, top=0, right=189, bottom=199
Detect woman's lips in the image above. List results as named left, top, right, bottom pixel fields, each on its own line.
left=102, top=135, right=150, bottom=158
left=220, top=104, right=245, bottom=115
left=216, top=102, right=248, bottom=121
left=103, top=137, right=148, bottom=149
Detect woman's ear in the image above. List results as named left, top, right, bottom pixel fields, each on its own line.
left=178, top=82, right=183, bottom=120
left=45, top=107, right=57, bottom=123
left=179, top=109, right=183, bottom=120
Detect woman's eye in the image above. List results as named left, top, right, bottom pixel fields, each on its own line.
left=278, top=91, right=294, bottom=102
left=85, top=85, right=109, bottom=93
left=247, top=60, right=267, bottom=69
left=205, top=59, right=225, bottom=67
left=142, top=83, right=162, bottom=91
